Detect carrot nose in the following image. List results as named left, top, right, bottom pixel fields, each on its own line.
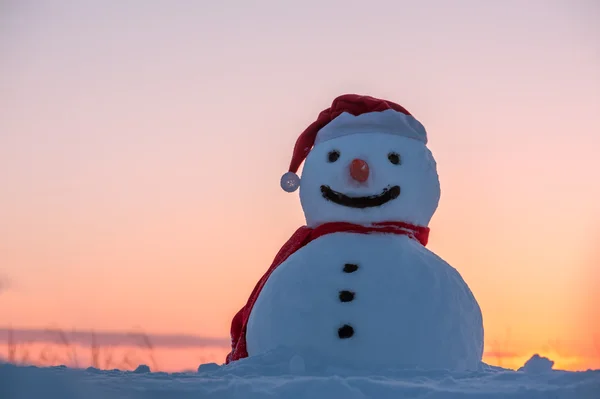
left=349, top=158, right=369, bottom=182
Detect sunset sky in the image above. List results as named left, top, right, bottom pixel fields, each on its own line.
left=1, top=0, right=599, bottom=371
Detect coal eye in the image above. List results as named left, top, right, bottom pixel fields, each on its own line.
left=388, top=152, right=401, bottom=165
left=328, top=150, right=340, bottom=163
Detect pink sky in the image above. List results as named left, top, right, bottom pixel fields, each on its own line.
left=1, top=1, right=599, bottom=370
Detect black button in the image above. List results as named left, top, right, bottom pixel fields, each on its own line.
left=339, top=290, right=355, bottom=302
left=338, top=324, right=354, bottom=339
left=343, top=263, right=358, bottom=273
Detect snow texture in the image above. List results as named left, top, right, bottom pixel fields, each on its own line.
left=299, top=133, right=440, bottom=228
left=518, top=354, right=555, bottom=374
left=2, top=350, right=599, bottom=399
left=133, top=365, right=150, bottom=374
left=247, top=233, right=484, bottom=371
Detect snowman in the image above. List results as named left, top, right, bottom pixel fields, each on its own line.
left=226, top=94, right=484, bottom=371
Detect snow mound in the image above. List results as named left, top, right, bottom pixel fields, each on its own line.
left=2, top=349, right=599, bottom=399
left=518, top=354, right=555, bottom=374
left=133, top=364, right=151, bottom=374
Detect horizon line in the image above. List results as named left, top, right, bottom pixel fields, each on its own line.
left=0, top=327, right=230, bottom=349
left=2, top=327, right=587, bottom=363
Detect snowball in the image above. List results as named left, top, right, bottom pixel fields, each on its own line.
left=246, top=233, right=484, bottom=371
left=299, top=133, right=440, bottom=228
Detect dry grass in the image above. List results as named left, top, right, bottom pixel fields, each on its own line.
left=129, top=329, right=158, bottom=371
left=7, top=328, right=31, bottom=365
left=485, top=327, right=514, bottom=368
left=4, top=327, right=160, bottom=371
left=91, top=330, right=99, bottom=368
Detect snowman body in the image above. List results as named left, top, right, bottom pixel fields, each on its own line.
left=246, top=232, right=484, bottom=370
left=240, top=101, right=485, bottom=370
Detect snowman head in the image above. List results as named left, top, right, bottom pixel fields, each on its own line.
left=280, top=94, right=441, bottom=228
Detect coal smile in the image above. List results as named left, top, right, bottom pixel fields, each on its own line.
left=320, top=185, right=401, bottom=209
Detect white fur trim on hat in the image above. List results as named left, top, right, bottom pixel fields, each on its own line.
left=314, top=109, right=428, bottom=146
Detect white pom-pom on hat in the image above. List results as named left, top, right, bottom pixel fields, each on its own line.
left=280, top=171, right=301, bottom=192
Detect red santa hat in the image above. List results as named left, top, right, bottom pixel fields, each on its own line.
left=280, top=94, right=429, bottom=192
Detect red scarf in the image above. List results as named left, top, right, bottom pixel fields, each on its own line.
left=225, top=221, right=430, bottom=364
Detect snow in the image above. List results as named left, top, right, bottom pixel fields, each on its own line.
left=246, top=233, right=484, bottom=371
left=2, top=350, right=599, bottom=399
left=518, top=354, right=555, bottom=374
left=299, top=133, right=440, bottom=228
left=132, top=365, right=150, bottom=374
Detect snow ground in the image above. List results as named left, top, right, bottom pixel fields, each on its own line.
left=1, top=348, right=599, bottom=399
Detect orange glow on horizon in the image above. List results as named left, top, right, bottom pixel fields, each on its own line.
left=1, top=339, right=598, bottom=372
